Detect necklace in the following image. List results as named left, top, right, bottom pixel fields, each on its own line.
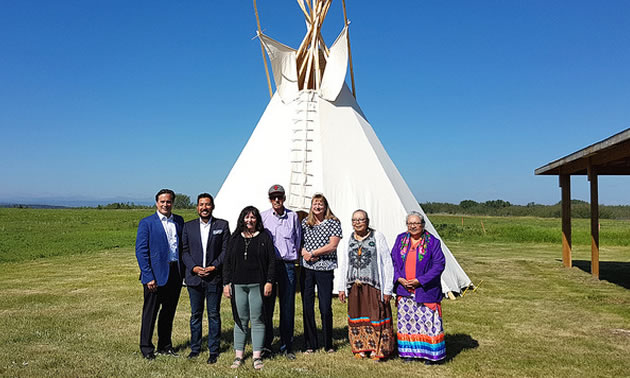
left=354, top=229, right=370, bottom=241
left=244, top=238, right=251, bottom=260
left=243, top=231, right=254, bottom=260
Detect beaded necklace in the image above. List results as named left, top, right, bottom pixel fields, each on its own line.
left=399, top=231, right=430, bottom=263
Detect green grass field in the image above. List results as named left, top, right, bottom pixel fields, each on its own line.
left=1, top=209, right=629, bottom=377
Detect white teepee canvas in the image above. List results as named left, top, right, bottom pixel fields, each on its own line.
left=214, top=4, right=471, bottom=295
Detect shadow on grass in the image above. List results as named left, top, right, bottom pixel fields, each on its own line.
left=174, top=328, right=236, bottom=355
left=444, top=333, right=479, bottom=362
left=572, top=260, right=630, bottom=289
left=280, top=326, right=349, bottom=352
left=173, top=327, right=350, bottom=355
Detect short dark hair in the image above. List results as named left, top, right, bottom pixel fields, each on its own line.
left=197, top=193, right=214, bottom=205
left=155, top=189, right=175, bottom=202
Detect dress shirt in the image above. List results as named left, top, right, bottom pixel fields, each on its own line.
left=199, top=217, right=212, bottom=267
left=261, top=207, right=301, bottom=261
left=157, top=211, right=179, bottom=262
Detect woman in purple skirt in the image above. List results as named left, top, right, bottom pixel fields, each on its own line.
left=391, top=211, right=446, bottom=364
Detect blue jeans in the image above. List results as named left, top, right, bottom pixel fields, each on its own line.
left=264, top=260, right=297, bottom=352
left=187, top=282, right=221, bottom=355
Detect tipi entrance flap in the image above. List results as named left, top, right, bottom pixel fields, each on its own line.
left=259, top=34, right=299, bottom=102
left=320, top=26, right=349, bottom=101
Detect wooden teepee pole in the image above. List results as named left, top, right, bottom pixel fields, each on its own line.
left=342, top=0, right=356, bottom=98
left=253, top=0, right=273, bottom=99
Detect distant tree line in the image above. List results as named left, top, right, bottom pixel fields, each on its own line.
left=97, top=193, right=195, bottom=210
left=421, top=199, right=630, bottom=220
left=0, top=204, right=68, bottom=209
left=96, top=202, right=151, bottom=209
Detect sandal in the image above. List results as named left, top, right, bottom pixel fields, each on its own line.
left=354, top=352, right=366, bottom=359
left=303, top=349, right=314, bottom=354
left=230, top=357, right=243, bottom=369
left=253, top=358, right=264, bottom=370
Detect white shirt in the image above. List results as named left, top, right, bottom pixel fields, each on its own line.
left=157, top=211, right=178, bottom=262
left=199, top=217, right=212, bottom=267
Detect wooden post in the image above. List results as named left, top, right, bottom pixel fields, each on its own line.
left=559, top=175, right=572, bottom=267
left=253, top=0, right=273, bottom=99
left=587, top=161, right=600, bottom=279
left=342, top=0, right=357, bottom=98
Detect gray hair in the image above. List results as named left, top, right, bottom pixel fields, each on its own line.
left=406, top=211, right=425, bottom=225
left=352, top=209, right=370, bottom=226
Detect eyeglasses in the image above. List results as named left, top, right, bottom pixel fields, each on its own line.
left=269, top=195, right=284, bottom=201
left=351, top=218, right=367, bottom=224
left=406, top=222, right=423, bottom=226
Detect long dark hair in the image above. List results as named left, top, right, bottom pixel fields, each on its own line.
left=232, top=205, right=264, bottom=237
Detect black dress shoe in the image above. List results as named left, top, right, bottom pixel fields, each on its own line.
left=261, top=348, right=273, bottom=360
left=157, top=348, right=179, bottom=357
left=143, top=352, right=156, bottom=360
left=187, top=352, right=200, bottom=359
left=207, top=355, right=218, bottom=364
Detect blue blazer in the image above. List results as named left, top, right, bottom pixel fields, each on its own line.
left=181, top=217, right=230, bottom=287
left=135, top=212, right=185, bottom=286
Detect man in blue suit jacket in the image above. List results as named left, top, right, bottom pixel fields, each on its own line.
left=135, top=189, right=185, bottom=360
left=181, top=193, right=230, bottom=364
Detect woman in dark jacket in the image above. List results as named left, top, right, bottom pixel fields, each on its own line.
left=223, top=206, right=276, bottom=370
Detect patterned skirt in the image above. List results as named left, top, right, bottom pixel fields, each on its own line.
left=396, top=296, right=445, bottom=361
left=347, top=283, right=395, bottom=358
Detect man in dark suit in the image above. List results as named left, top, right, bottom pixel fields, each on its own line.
left=135, top=188, right=185, bottom=360
left=181, top=193, right=230, bottom=364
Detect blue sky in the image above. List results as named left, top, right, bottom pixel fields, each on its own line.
left=1, top=1, right=629, bottom=206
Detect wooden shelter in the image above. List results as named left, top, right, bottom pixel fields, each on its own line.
left=535, top=128, right=630, bottom=278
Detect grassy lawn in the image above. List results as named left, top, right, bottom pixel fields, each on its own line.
left=0, top=210, right=629, bottom=377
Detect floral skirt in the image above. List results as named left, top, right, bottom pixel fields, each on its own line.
left=347, top=283, right=395, bottom=358
left=396, top=296, right=445, bottom=361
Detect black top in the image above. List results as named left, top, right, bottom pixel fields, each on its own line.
left=223, top=231, right=276, bottom=286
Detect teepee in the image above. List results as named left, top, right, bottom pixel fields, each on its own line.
left=214, top=0, right=471, bottom=296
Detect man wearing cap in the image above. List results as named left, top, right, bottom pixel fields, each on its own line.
left=261, top=184, right=302, bottom=360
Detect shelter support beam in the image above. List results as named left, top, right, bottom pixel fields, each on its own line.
left=342, top=0, right=356, bottom=98
left=587, top=160, right=599, bottom=279
left=253, top=0, right=273, bottom=99
left=559, top=175, right=572, bottom=268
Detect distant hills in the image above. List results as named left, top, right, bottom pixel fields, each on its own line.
left=0, top=197, right=153, bottom=208
left=0, top=203, right=70, bottom=209
left=2, top=199, right=629, bottom=219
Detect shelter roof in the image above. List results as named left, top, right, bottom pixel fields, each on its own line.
left=535, top=128, right=630, bottom=176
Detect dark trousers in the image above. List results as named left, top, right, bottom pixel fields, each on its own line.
left=187, top=282, right=222, bottom=355
left=263, top=260, right=297, bottom=352
left=139, top=262, right=182, bottom=356
left=300, top=268, right=334, bottom=351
